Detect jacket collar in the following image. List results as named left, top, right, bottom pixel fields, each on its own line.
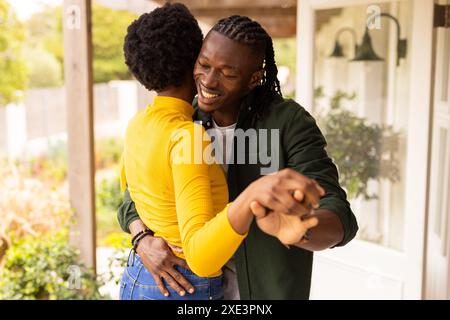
left=192, top=91, right=257, bottom=130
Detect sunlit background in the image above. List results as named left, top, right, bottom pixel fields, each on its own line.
left=0, top=0, right=297, bottom=300
left=0, top=0, right=448, bottom=300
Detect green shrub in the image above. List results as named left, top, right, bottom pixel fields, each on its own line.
left=0, top=232, right=104, bottom=300
left=95, top=137, right=123, bottom=170
left=0, top=159, right=71, bottom=246
left=96, top=175, right=122, bottom=213
left=316, top=90, right=401, bottom=200
left=24, top=47, right=63, bottom=88
left=26, top=137, right=124, bottom=183
left=103, top=248, right=129, bottom=286
left=27, top=141, right=68, bottom=184
left=96, top=175, right=123, bottom=244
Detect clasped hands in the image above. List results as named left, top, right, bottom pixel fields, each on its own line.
left=246, top=168, right=325, bottom=246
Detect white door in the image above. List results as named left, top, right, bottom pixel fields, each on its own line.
left=425, top=0, right=450, bottom=300
left=296, top=0, right=434, bottom=299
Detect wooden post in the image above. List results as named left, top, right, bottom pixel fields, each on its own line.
left=63, top=0, right=96, bottom=271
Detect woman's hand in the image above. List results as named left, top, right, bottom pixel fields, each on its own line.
left=246, top=168, right=325, bottom=216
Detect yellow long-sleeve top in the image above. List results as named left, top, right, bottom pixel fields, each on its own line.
left=120, top=96, right=246, bottom=277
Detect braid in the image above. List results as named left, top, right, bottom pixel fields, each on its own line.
left=212, top=16, right=282, bottom=123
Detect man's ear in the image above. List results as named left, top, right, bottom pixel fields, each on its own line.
left=248, top=69, right=264, bottom=91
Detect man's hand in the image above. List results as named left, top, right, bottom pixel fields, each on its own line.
left=129, top=220, right=194, bottom=297
left=250, top=197, right=319, bottom=246
left=248, top=169, right=325, bottom=245
left=228, top=168, right=325, bottom=236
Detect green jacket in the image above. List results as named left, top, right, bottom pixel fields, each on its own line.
left=117, top=91, right=358, bottom=299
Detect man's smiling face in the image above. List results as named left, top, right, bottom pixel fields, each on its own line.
left=193, top=31, right=263, bottom=116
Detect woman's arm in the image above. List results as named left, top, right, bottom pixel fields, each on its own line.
left=171, top=125, right=326, bottom=276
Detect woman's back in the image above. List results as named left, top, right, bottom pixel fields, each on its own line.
left=122, top=96, right=235, bottom=277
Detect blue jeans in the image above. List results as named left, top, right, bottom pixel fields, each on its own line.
left=119, top=251, right=224, bottom=300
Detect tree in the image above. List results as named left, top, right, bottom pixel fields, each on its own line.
left=0, top=0, right=27, bottom=105
left=91, top=3, right=137, bottom=83
left=26, top=3, right=137, bottom=84
left=24, top=47, right=62, bottom=88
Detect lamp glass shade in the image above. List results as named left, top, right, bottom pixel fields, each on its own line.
left=352, top=28, right=383, bottom=62
left=330, top=41, right=345, bottom=58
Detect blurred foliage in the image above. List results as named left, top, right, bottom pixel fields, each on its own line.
left=316, top=89, right=401, bottom=200
left=273, top=37, right=296, bottom=74
left=101, top=232, right=130, bottom=249
left=28, top=141, right=68, bottom=184
left=0, top=0, right=28, bottom=105
left=96, top=175, right=123, bottom=246
left=1, top=137, right=124, bottom=249
left=0, top=156, right=123, bottom=299
left=25, top=5, right=62, bottom=63
left=0, top=135, right=126, bottom=298
left=273, top=37, right=296, bottom=97
left=94, top=137, right=126, bottom=245
left=91, top=3, right=137, bottom=83
left=24, top=46, right=63, bottom=88
left=0, top=159, right=104, bottom=299
left=95, top=137, right=123, bottom=170
left=104, top=247, right=129, bottom=286
left=96, top=176, right=122, bottom=214
left=0, top=231, right=104, bottom=300
left=26, top=137, right=123, bottom=184
left=25, top=3, right=137, bottom=85
left=0, top=159, right=71, bottom=252
left=21, top=5, right=63, bottom=88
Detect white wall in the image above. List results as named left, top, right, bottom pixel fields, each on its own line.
left=0, top=80, right=155, bottom=158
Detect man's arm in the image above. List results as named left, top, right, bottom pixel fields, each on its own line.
left=294, top=209, right=344, bottom=251
left=117, top=188, right=195, bottom=296
left=282, top=104, right=359, bottom=250
left=117, top=188, right=139, bottom=233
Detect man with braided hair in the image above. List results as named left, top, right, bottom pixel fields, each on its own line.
left=118, top=15, right=358, bottom=300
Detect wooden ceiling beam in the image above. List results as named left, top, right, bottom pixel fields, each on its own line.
left=154, top=0, right=296, bottom=10
left=153, top=1, right=297, bottom=37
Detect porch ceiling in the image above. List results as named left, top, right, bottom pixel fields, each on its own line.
left=153, top=0, right=297, bottom=37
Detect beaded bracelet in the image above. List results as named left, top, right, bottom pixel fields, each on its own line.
left=131, top=228, right=153, bottom=247
left=127, top=228, right=154, bottom=267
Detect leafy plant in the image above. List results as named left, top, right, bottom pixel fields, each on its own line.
left=95, top=137, right=123, bottom=170
left=96, top=175, right=123, bottom=245
left=96, top=176, right=122, bottom=213
left=28, top=141, right=68, bottom=184
left=26, top=137, right=123, bottom=183
left=0, top=159, right=71, bottom=256
left=0, top=232, right=104, bottom=300
left=316, top=90, right=401, bottom=200
left=0, top=0, right=28, bottom=105
left=102, top=248, right=129, bottom=287
left=273, top=37, right=296, bottom=75
left=24, top=3, right=137, bottom=84
left=94, top=138, right=124, bottom=244
left=24, top=46, right=63, bottom=88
